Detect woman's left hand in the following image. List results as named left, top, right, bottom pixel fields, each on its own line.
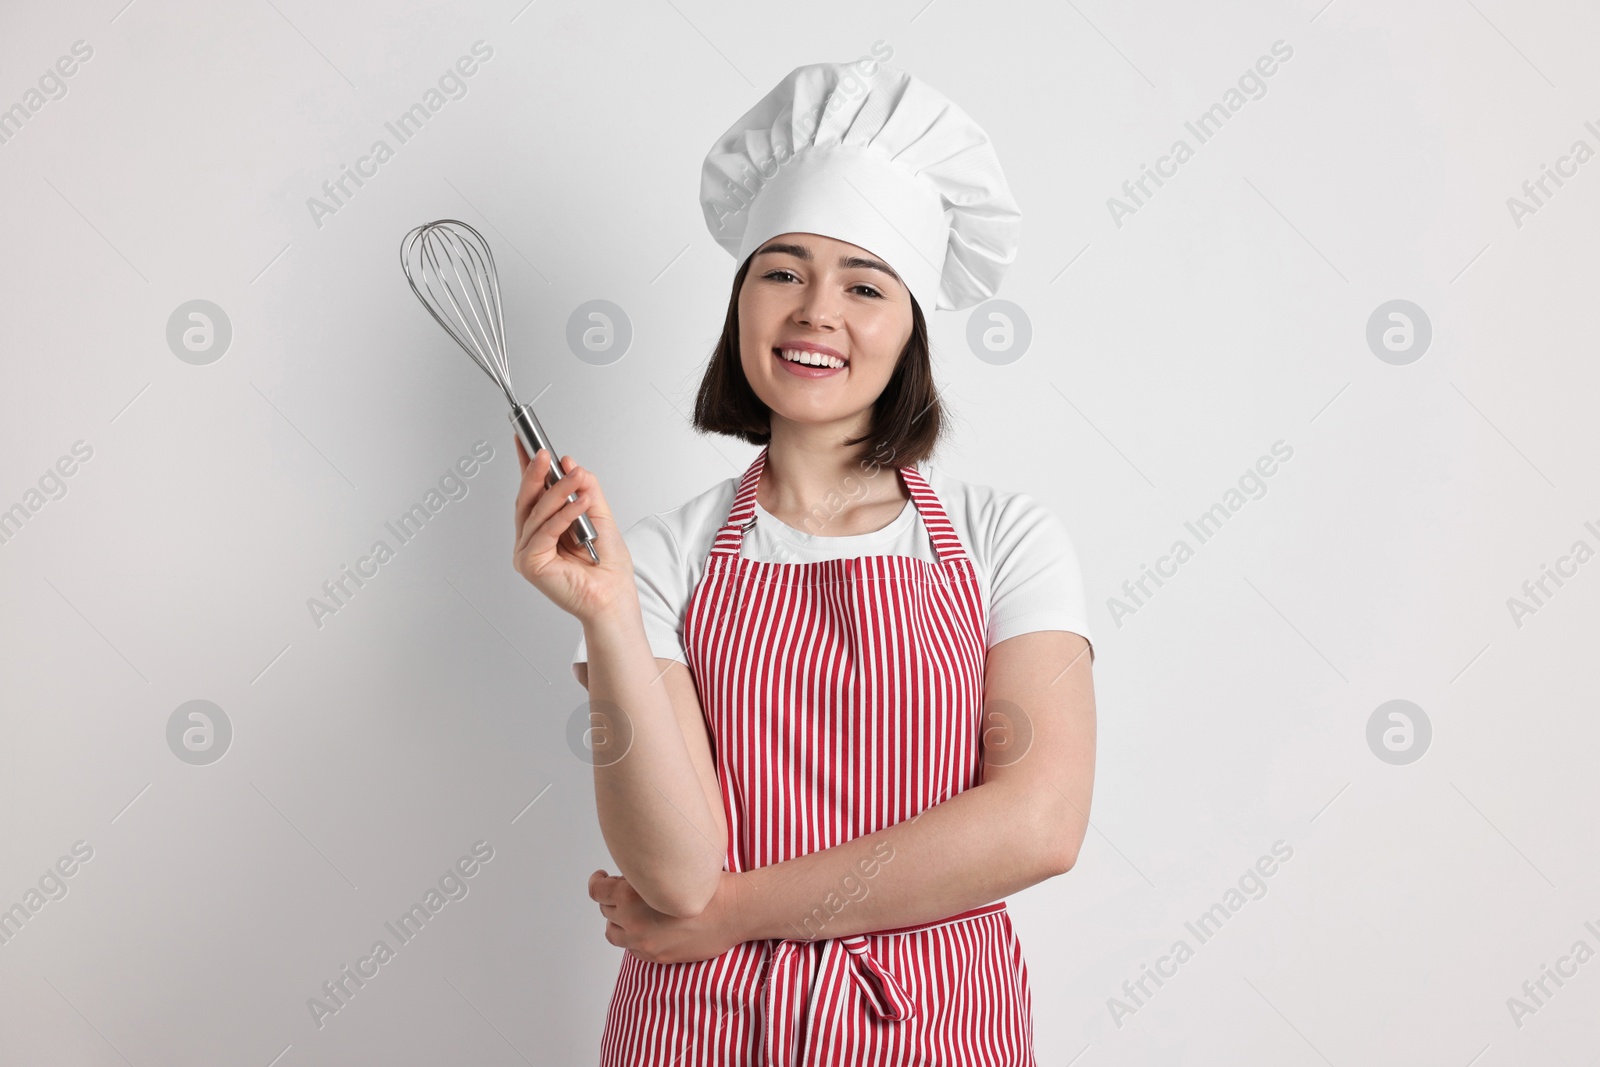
left=588, top=868, right=747, bottom=964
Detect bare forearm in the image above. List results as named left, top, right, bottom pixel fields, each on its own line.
left=732, top=781, right=1073, bottom=943
left=583, top=601, right=724, bottom=916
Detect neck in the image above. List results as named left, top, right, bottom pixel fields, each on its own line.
left=759, top=416, right=908, bottom=524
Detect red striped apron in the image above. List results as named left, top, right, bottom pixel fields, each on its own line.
left=598, top=447, right=1036, bottom=1066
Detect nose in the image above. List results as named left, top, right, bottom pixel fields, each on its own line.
left=794, top=280, right=840, bottom=329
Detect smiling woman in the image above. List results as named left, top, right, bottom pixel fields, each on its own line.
left=693, top=234, right=942, bottom=479
left=516, top=57, right=1094, bottom=1067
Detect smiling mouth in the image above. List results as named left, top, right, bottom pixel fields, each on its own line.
left=774, top=347, right=848, bottom=369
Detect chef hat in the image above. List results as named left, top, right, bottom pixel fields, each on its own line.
left=699, top=58, right=1021, bottom=314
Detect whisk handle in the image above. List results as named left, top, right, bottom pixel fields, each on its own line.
left=511, top=402, right=601, bottom=564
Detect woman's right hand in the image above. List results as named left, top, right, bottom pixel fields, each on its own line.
left=512, top=438, right=635, bottom=624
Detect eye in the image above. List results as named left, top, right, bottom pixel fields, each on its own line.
left=761, top=269, right=882, bottom=299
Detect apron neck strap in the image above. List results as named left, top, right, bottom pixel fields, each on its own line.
left=710, top=447, right=967, bottom=564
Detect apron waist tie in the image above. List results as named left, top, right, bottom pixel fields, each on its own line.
left=760, top=900, right=1008, bottom=1067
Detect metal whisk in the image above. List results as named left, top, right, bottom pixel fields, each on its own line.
left=400, top=218, right=600, bottom=563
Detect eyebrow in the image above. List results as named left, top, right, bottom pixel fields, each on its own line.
left=753, top=241, right=902, bottom=284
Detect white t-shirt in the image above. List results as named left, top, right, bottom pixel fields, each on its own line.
left=572, top=463, right=1095, bottom=671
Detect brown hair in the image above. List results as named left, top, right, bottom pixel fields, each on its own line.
left=691, top=252, right=944, bottom=468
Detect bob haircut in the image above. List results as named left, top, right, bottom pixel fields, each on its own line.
left=691, top=251, right=945, bottom=469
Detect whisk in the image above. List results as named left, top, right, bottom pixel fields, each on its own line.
left=400, top=219, right=600, bottom=564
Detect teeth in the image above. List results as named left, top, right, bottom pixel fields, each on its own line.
left=777, top=348, right=845, bottom=369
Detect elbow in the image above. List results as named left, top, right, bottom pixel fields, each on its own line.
left=1042, top=839, right=1081, bottom=878
left=657, top=888, right=715, bottom=919
left=1029, top=796, right=1086, bottom=878
left=1030, top=831, right=1079, bottom=879
left=644, top=878, right=718, bottom=919
left=632, top=861, right=723, bottom=919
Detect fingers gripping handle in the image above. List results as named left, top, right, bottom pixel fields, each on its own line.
left=511, top=403, right=600, bottom=564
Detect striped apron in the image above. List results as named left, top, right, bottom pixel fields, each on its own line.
left=598, top=447, right=1036, bottom=1066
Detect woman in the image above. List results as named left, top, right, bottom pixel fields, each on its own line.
left=515, top=60, right=1096, bottom=1066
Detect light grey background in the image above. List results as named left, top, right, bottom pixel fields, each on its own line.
left=2, top=1, right=1596, bottom=1064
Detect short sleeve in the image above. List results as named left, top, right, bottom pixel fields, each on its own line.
left=985, top=491, right=1095, bottom=661
left=571, top=514, right=692, bottom=669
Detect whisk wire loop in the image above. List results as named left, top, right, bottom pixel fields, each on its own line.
left=401, top=219, right=518, bottom=407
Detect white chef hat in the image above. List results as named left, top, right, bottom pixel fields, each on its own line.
left=699, top=58, right=1021, bottom=314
